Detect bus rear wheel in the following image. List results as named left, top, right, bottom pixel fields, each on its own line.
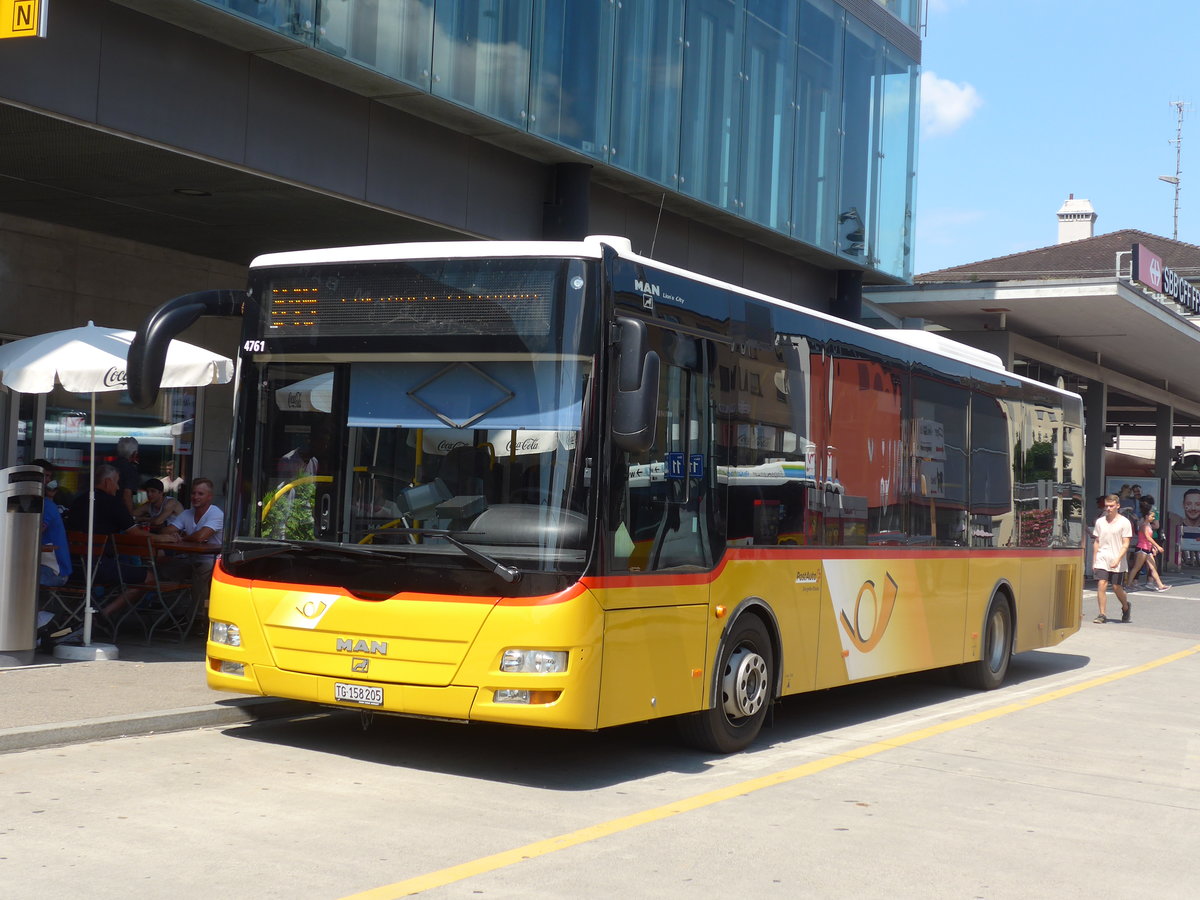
left=957, top=594, right=1012, bottom=690
left=677, top=615, right=773, bottom=753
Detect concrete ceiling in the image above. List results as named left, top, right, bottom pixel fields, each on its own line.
left=0, top=102, right=461, bottom=265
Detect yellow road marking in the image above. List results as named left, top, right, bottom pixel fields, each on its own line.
left=345, top=644, right=1200, bottom=899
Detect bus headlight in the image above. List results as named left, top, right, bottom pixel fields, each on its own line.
left=210, top=621, right=241, bottom=647
left=500, top=649, right=567, bottom=674
left=494, top=689, right=562, bottom=705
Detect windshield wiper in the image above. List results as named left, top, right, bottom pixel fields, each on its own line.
left=226, top=539, right=393, bottom=565
left=362, top=527, right=522, bottom=584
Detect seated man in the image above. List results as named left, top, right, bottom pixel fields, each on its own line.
left=156, top=476, right=223, bottom=616
left=32, top=457, right=74, bottom=511
left=132, top=478, right=184, bottom=531
left=34, top=460, right=72, bottom=588
left=64, top=463, right=156, bottom=620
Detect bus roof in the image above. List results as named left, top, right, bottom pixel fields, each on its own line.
left=250, top=236, right=1074, bottom=398
left=249, top=236, right=617, bottom=268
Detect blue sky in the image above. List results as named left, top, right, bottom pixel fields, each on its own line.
left=915, top=0, right=1200, bottom=275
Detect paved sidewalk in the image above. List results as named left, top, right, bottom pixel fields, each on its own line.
left=0, top=637, right=302, bottom=754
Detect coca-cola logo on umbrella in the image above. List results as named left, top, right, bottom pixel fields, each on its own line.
left=103, top=366, right=127, bottom=387
left=508, top=436, right=543, bottom=452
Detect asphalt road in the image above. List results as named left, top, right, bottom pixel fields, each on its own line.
left=4, top=581, right=1199, bottom=900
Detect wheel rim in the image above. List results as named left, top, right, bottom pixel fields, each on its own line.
left=984, top=606, right=1009, bottom=673
left=721, top=646, right=769, bottom=719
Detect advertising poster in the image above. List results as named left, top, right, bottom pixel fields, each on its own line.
left=1103, top=477, right=1160, bottom=517
left=1167, top=484, right=1200, bottom=550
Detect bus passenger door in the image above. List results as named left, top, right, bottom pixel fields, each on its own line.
left=598, top=328, right=716, bottom=726
left=608, top=331, right=716, bottom=576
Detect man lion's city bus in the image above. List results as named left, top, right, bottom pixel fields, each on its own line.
left=129, top=236, right=1083, bottom=753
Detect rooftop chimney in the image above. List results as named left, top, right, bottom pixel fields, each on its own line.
left=1057, top=194, right=1097, bottom=243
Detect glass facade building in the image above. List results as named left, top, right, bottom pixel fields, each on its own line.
left=218, top=0, right=919, bottom=280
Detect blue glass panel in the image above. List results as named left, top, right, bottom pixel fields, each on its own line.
left=432, top=0, right=534, bottom=126
left=316, top=0, right=434, bottom=89
left=874, top=46, right=918, bottom=279
left=792, top=0, right=843, bottom=252
left=872, top=0, right=920, bottom=30
left=220, top=0, right=317, bottom=39
left=610, top=0, right=684, bottom=185
left=740, top=6, right=796, bottom=231
left=529, top=0, right=616, bottom=157
left=745, top=0, right=792, bottom=34
left=837, top=14, right=882, bottom=264
left=679, top=0, right=741, bottom=211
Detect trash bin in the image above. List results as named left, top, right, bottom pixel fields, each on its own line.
left=0, top=465, right=44, bottom=663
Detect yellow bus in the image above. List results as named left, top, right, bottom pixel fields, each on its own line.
left=130, top=236, right=1083, bottom=752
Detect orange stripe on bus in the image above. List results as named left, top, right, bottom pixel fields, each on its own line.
left=212, top=559, right=587, bottom=607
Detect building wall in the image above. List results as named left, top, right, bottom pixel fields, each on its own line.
left=5, top=0, right=918, bottom=279
left=0, top=213, right=244, bottom=497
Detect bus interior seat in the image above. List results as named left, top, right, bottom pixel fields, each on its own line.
left=438, top=445, right=492, bottom=497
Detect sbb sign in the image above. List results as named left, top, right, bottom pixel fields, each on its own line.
left=1132, top=243, right=1200, bottom=314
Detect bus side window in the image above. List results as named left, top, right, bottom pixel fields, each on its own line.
left=970, top=394, right=1012, bottom=548
left=912, top=377, right=969, bottom=547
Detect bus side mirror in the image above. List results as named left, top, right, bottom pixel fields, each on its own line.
left=612, top=317, right=660, bottom=453
left=128, top=289, right=245, bottom=408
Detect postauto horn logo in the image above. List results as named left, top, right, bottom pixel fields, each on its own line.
left=839, top=573, right=898, bottom=653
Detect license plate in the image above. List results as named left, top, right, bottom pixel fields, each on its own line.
left=334, top=682, right=383, bottom=707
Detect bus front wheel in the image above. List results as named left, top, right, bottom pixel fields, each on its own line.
left=677, top=615, right=773, bottom=753
left=957, top=594, right=1012, bottom=690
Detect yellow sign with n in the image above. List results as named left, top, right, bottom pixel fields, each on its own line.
left=1, top=0, right=47, bottom=39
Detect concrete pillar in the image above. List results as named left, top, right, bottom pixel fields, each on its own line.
left=832, top=269, right=863, bottom=324
left=1084, top=379, right=1107, bottom=505
left=542, top=163, right=592, bottom=240
left=1155, top=404, right=1175, bottom=569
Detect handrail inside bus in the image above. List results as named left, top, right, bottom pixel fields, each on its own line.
left=261, top=475, right=333, bottom=519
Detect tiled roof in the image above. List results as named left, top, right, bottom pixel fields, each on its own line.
left=916, top=229, right=1200, bottom=283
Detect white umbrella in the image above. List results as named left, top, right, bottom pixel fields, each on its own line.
left=275, top=372, right=333, bottom=413
left=0, top=322, right=233, bottom=647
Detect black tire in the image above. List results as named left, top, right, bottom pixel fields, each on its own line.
left=957, top=594, right=1012, bottom=690
left=677, top=614, right=774, bottom=753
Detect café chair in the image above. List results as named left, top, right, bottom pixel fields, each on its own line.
left=108, top=531, right=194, bottom=643
left=40, top=531, right=115, bottom=632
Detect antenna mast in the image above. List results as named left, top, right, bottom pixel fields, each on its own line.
left=1164, top=101, right=1186, bottom=240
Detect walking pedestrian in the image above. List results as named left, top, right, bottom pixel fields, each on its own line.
left=1092, top=493, right=1132, bottom=624
left=1127, top=510, right=1169, bottom=592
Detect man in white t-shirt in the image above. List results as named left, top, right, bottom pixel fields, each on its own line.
left=158, top=477, right=224, bottom=615
left=1092, top=494, right=1132, bottom=624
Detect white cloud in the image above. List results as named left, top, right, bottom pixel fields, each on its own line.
left=920, top=71, right=983, bottom=137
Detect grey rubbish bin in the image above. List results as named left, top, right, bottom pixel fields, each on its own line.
left=0, top=464, right=44, bottom=664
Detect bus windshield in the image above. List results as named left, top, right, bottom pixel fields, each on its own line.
left=228, top=256, right=598, bottom=588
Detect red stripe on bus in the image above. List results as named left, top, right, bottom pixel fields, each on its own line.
left=581, top=557, right=731, bottom=590
left=581, top=546, right=1080, bottom=589
left=723, top=547, right=1082, bottom=561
